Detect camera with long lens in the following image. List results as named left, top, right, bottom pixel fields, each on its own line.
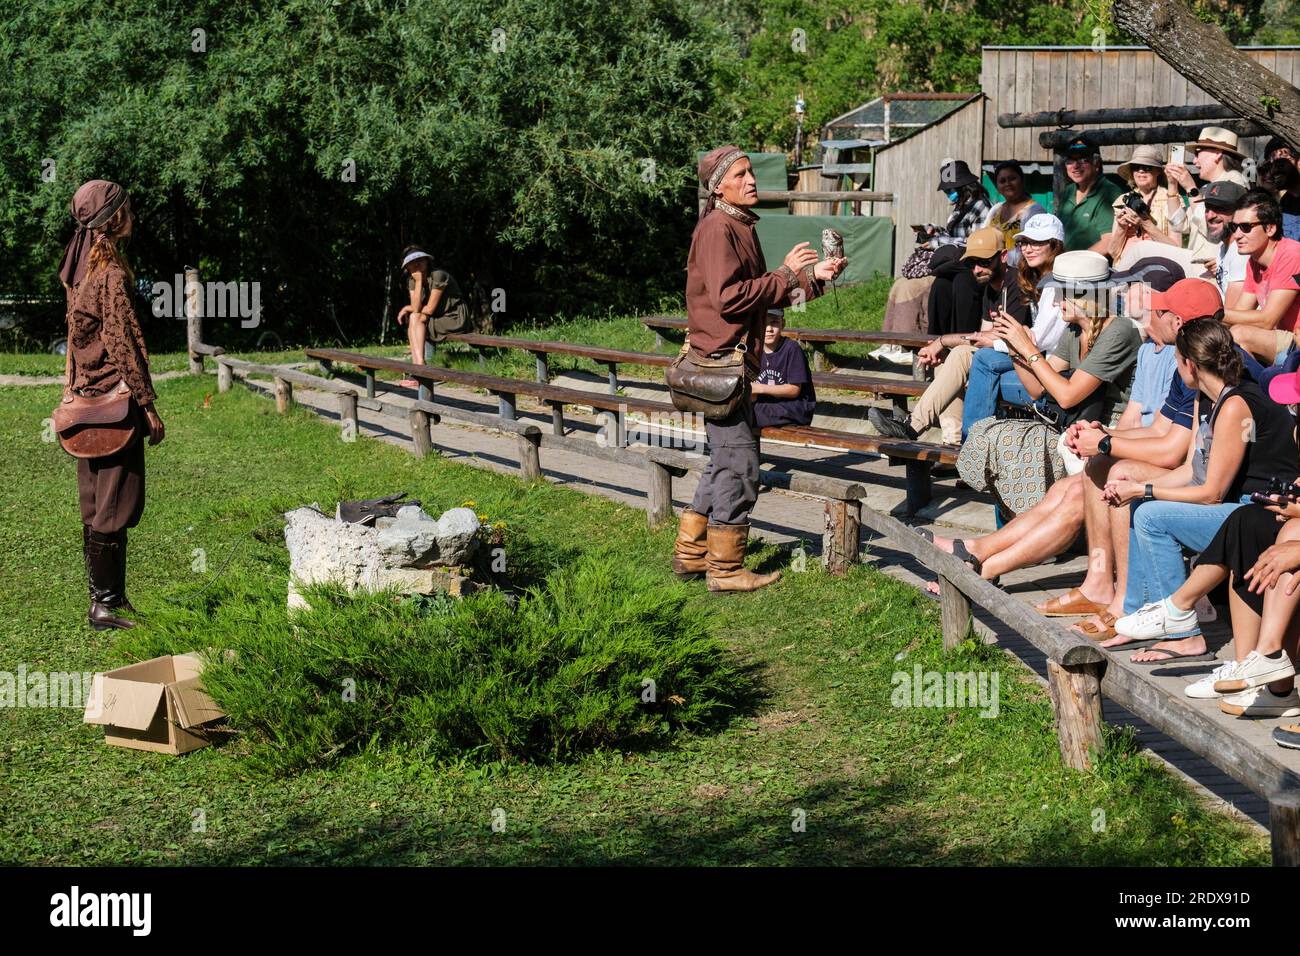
left=1121, top=191, right=1150, bottom=220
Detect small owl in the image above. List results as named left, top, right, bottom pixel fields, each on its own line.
left=821, top=228, right=844, bottom=260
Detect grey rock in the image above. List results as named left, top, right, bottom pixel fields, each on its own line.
left=433, top=508, right=481, bottom=566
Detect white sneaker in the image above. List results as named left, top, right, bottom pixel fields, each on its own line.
left=1214, top=650, right=1296, bottom=693
left=1194, top=595, right=1218, bottom=624
left=1219, top=685, right=1300, bottom=718
left=1115, top=598, right=1199, bottom=640
left=1185, top=659, right=1242, bottom=700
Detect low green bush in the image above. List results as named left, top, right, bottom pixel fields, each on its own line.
left=120, top=551, right=754, bottom=774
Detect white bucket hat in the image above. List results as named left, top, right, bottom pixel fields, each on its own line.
left=1037, top=250, right=1117, bottom=295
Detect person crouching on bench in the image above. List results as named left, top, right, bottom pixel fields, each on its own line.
left=751, top=309, right=816, bottom=429
left=396, top=245, right=471, bottom=388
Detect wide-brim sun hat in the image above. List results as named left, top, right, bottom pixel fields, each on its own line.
left=1117, top=144, right=1168, bottom=184
left=1186, top=126, right=1246, bottom=161
left=1037, top=250, right=1118, bottom=295
left=1013, top=213, right=1065, bottom=245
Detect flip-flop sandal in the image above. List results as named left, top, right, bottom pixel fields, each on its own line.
left=1036, top=588, right=1107, bottom=618
left=916, top=528, right=935, bottom=543
left=1127, top=648, right=1217, bottom=665
left=1071, top=611, right=1116, bottom=641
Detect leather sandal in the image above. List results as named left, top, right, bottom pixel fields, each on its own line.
left=1071, top=611, right=1117, bottom=641
left=1036, top=588, right=1107, bottom=618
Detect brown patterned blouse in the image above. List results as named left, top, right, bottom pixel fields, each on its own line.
left=67, top=264, right=156, bottom=406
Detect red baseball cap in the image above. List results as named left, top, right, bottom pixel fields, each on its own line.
left=1148, top=278, right=1223, bottom=322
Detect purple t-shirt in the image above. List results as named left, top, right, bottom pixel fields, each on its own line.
left=753, top=336, right=816, bottom=428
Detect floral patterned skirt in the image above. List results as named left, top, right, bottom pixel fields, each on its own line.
left=956, top=417, right=1065, bottom=518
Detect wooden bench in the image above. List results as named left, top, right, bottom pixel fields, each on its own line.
left=443, top=332, right=925, bottom=413
left=640, top=314, right=933, bottom=377
left=307, top=346, right=954, bottom=512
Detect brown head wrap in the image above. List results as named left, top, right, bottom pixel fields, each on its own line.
left=697, top=145, right=745, bottom=219
left=58, top=180, right=129, bottom=289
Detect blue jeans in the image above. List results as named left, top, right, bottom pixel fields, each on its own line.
left=961, top=348, right=1034, bottom=440
left=1123, top=497, right=1250, bottom=622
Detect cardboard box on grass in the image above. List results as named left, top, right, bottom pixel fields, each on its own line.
left=84, top=653, right=225, bottom=755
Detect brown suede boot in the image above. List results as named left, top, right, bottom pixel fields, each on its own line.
left=706, top=523, right=780, bottom=593
left=672, top=509, right=709, bottom=580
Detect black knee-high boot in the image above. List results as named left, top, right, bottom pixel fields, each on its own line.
left=86, top=529, right=135, bottom=631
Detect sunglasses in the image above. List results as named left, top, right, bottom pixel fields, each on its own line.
left=968, top=254, right=999, bottom=268
left=1225, top=220, right=1265, bottom=236
left=1064, top=156, right=1094, bottom=166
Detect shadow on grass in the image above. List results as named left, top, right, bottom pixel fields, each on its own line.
left=173, top=769, right=1236, bottom=866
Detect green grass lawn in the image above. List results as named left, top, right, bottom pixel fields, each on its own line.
left=0, top=371, right=1268, bottom=865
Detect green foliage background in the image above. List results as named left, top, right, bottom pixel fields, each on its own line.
left=1, top=0, right=1294, bottom=346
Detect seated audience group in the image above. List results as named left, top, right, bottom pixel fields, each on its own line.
left=856, top=132, right=1300, bottom=752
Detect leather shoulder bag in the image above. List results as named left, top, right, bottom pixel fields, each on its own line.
left=664, top=340, right=748, bottom=421
left=51, top=380, right=139, bottom=459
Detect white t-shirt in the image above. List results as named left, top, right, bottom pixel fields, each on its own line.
left=994, top=287, right=1066, bottom=354
left=1216, top=241, right=1248, bottom=298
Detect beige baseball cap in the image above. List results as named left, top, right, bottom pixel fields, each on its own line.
left=960, top=227, right=1002, bottom=261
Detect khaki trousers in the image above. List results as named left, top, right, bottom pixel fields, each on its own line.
left=908, top=343, right=974, bottom=445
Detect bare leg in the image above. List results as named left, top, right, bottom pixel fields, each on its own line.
left=1079, top=455, right=1118, bottom=605
left=1168, top=563, right=1230, bottom=612
left=1231, top=324, right=1281, bottom=364
left=410, top=315, right=428, bottom=367
left=933, top=475, right=1080, bottom=564
left=979, top=477, right=1084, bottom=579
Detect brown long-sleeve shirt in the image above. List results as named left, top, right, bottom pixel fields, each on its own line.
left=685, top=206, right=822, bottom=374
left=67, top=264, right=156, bottom=406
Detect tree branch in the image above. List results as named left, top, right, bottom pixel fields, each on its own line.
left=1111, top=0, right=1300, bottom=148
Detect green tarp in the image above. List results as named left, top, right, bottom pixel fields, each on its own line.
left=753, top=213, right=893, bottom=284
left=696, top=149, right=893, bottom=281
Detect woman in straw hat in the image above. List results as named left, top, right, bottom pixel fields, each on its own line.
left=1166, top=126, right=1249, bottom=262
left=1105, top=144, right=1178, bottom=263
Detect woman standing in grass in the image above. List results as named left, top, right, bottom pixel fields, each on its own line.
left=58, top=180, right=164, bottom=631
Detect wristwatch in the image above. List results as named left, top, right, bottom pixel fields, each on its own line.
left=1144, top=483, right=1155, bottom=500
left=1098, top=435, right=1113, bottom=456
left=1188, top=187, right=1200, bottom=198
left=1028, top=352, right=1042, bottom=365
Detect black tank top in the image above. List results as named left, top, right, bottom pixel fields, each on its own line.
left=1204, top=381, right=1299, bottom=500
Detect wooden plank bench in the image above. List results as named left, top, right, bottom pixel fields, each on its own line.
left=640, top=314, right=934, bottom=377
left=306, top=346, right=955, bottom=513
left=443, top=332, right=925, bottom=413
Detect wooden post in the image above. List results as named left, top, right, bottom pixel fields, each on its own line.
left=217, top=361, right=232, bottom=393
left=646, top=458, right=674, bottom=528
left=937, top=575, right=971, bottom=651
left=534, top=352, right=549, bottom=384
left=184, top=266, right=203, bottom=375
left=338, top=391, right=358, bottom=438
left=498, top=392, right=517, bottom=422
left=1269, top=792, right=1300, bottom=866
left=911, top=353, right=926, bottom=382
left=274, top=377, right=293, bottom=414
left=365, top=371, right=376, bottom=399
left=408, top=407, right=433, bottom=457
left=607, top=363, right=618, bottom=394
left=654, top=331, right=665, bottom=351
left=904, top=460, right=933, bottom=515
left=549, top=402, right=565, bottom=436
left=812, top=345, right=827, bottom=372
left=516, top=432, right=542, bottom=481
left=891, top=393, right=909, bottom=416
left=821, top=498, right=861, bottom=575
left=1046, top=659, right=1105, bottom=771
left=418, top=382, right=431, bottom=403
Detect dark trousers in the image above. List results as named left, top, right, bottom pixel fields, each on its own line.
left=77, top=411, right=146, bottom=534
left=927, top=262, right=983, bottom=337
left=691, top=400, right=759, bottom=526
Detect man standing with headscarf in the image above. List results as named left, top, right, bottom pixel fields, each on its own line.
left=673, top=146, right=847, bottom=592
